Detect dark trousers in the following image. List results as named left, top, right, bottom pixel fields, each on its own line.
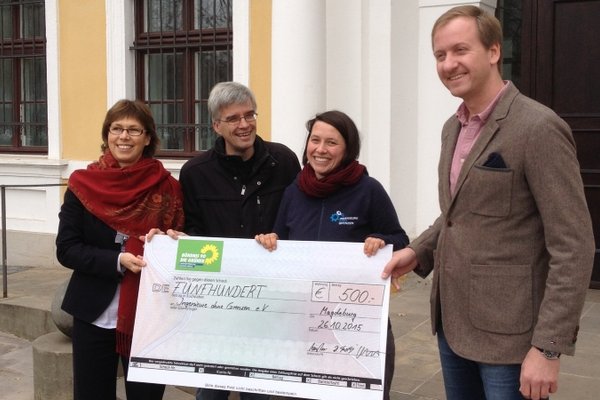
left=384, top=320, right=396, bottom=400
left=72, top=318, right=165, bottom=400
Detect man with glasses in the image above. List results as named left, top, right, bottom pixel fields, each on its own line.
left=178, top=81, right=300, bottom=400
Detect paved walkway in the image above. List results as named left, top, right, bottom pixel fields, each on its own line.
left=2, top=266, right=600, bottom=399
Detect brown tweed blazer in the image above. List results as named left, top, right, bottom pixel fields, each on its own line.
left=410, top=82, right=595, bottom=364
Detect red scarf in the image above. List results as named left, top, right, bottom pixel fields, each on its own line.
left=68, top=150, right=184, bottom=356
left=298, top=160, right=366, bottom=198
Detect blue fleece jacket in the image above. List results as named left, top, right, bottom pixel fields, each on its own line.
left=273, top=174, right=408, bottom=250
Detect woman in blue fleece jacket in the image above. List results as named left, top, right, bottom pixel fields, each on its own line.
left=256, top=110, right=408, bottom=400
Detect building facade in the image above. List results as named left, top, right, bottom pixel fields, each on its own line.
left=0, top=0, right=547, bottom=268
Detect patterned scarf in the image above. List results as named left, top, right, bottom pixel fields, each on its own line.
left=298, top=160, right=366, bottom=198
left=68, top=150, right=184, bottom=355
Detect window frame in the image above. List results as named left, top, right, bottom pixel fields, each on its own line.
left=132, top=0, right=233, bottom=158
left=0, top=0, right=47, bottom=154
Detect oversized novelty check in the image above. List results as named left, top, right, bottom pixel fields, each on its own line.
left=128, top=235, right=392, bottom=400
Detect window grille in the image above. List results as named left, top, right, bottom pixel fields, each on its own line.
left=133, top=0, right=233, bottom=157
left=0, top=0, right=47, bottom=153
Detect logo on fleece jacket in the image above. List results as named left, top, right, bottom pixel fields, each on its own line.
left=329, top=210, right=358, bottom=225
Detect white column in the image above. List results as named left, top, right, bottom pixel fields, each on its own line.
left=325, top=0, right=362, bottom=121
left=106, top=0, right=135, bottom=105
left=390, top=0, right=420, bottom=237
left=326, top=0, right=417, bottom=233
left=232, top=0, right=250, bottom=86
left=271, top=0, right=326, bottom=156
left=360, top=0, right=392, bottom=189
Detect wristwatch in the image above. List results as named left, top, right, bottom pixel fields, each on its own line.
left=536, top=347, right=561, bottom=360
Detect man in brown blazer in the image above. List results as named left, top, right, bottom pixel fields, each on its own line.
left=382, top=5, right=595, bottom=400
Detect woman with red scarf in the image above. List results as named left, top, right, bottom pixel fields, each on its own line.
left=56, top=100, right=184, bottom=400
left=255, top=110, right=408, bottom=400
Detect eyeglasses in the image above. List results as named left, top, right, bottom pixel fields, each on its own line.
left=108, top=126, right=145, bottom=136
left=217, top=112, right=258, bottom=126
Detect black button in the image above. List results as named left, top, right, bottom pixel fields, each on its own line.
left=447, top=220, right=452, bottom=227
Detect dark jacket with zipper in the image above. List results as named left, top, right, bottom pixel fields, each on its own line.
left=179, top=135, right=300, bottom=238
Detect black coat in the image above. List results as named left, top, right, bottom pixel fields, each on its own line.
left=57, top=189, right=123, bottom=323
left=179, top=135, right=300, bottom=238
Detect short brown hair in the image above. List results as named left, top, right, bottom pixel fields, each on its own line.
left=101, top=99, right=160, bottom=157
left=432, top=5, right=503, bottom=74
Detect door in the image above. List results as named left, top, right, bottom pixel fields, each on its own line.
left=520, top=0, right=600, bottom=287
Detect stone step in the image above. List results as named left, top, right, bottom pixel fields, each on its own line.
left=0, top=267, right=196, bottom=400
left=0, top=266, right=68, bottom=340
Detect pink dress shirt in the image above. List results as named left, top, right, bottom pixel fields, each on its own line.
left=449, top=82, right=509, bottom=195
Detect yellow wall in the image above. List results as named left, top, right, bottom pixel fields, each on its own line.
left=249, top=0, right=272, bottom=140
left=59, top=1, right=108, bottom=161
left=58, top=1, right=270, bottom=157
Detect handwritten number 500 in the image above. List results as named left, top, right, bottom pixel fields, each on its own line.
left=338, top=288, right=369, bottom=304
